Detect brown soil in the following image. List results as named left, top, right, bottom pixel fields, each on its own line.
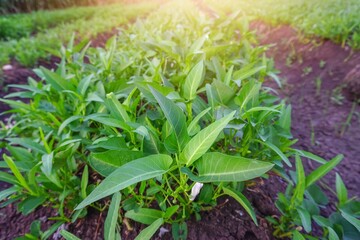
left=1, top=20, right=360, bottom=240
left=251, top=22, right=360, bottom=198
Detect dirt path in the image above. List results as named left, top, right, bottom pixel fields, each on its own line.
left=252, top=22, right=360, bottom=198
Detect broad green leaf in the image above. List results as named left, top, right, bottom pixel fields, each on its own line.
left=295, top=149, right=327, bottom=164
left=235, top=80, right=261, bottom=111
left=181, top=111, right=235, bottom=166
left=0, top=186, right=18, bottom=201
left=327, top=227, right=340, bottom=240
left=58, top=116, right=83, bottom=135
left=292, top=231, right=305, bottom=240
left=81, top=165, right=89, bottom=199
left=223, top=187, right=258, bottom=225
left=3, top=154, right=33, bottom=194
left=86, top=114, right=132, bottom=133
left=76, top=154, right=172, bottom=209
left=163, top=205, right=179, bottom=219
left=105, top=192, right=121, bottom=240
left=106, top=92, right=131, bottom=122
left=6, top=138, right=46, bottom=154
left=125, top=208, right=163, bottom=225
left=255, top=140, right=292, bottom=167
left=135, top=218, right=163, bottom=240
left=242, top=107, right=280, bottom=118
left=341, top=210, right=360, bottom=232
left=182, top=152, right=274, bottom=182
left=150, top=87, right=188, bottom=152
left=89, top=150, right=143, bottom=177
left=87, top=137, right=127, bottom=151
left=291, top=155, right=305, bottom=206
left=0, top=99, right=32, bottom=110
left=18, top=196, right=46, bottom=215
left=187, top=107, right=211, bottom=136
left=312, top=215, right=331, bottom=227
left=279, top=105, right=292, bottom=133
left=336, top=173, right=348, bottom=206
left=40, top=67, right=76, bottom=92
left=233, top=65, right=266, bottom=85
left=0, top=171, right=19, bottom=185
left=211, top=80, right=235, bottom=105
left=183, top=61, right=204, bottom=100
left=297, top=207, right=312, bottom=233
left=60, top=230, right=81, bottom=240
left=305, top=154, right=343, bottom=188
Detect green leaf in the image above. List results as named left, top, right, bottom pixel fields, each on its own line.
left=0, top=186, right=18, bottom=201
left=297, top=207, right=312, bottom=233
left=125, top=208, right=163, bottom=225
left=6, top=138, right=46, bottom=154
left=40, top=67, right=76, bottom=92
left=60, top=230, right=81, bottom=240
left=81, top=165, right=89, bottom=199
left=223, top=187, right=258, bottom=225
left=336, top=173, right=348, bottom=206
left=3, top=154, right=33, bottom=194
left=0, top=171, right=19, bottom=185
left=341, top=210, right=360, bottom=232
left=183, top=61, right=204, bottom=100
left=187, top=107, right=211, bottom=136
left=135, top=218, right=163, bottom=240
left=89, top=150, right=143, bottom=177
left=182, top=152, right=274, bottom=182
left=105, top=192, right=121, bottom=240
left=106, top=92, right=131, bottom=122
left=279, top=105, right=292, bottom=133
left=18, top=196, right=46, bottom=215
left=181, top=111, right=235, bottom=166
left=242, top=107, right=280, bottom=118
left=58, top=116, right=83, bottom=135
left=295, top=149, right=327, bottom=164
left=86, top=114, right=132, bottom=133
left=292, top=231, right=305, bottom=240
left=305, top=154, right=343, bottom=188
left=75, top=154, right=172, bottom=210
left=255, top=140, right=292, bottom=167
left=150, top=87, right=188, bottom=152
left=42, top=221, right=65, bottom=239
left=234, top=80, right=261, bottom=111
left=291, top=155, right=305, bottom=206
left=327, top=227, right=340, bottom=240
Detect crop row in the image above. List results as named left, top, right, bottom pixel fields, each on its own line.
left=205, top=0, right=360, bottom=49
left=0, top=1, right=158, bottom=67
left=0, top=1, right=359, bottom=239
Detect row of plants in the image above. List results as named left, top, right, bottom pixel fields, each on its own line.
left=205, top=0, right=360, bottom=49
left=0, top=6, right=100, bottom=40
left=0, top=1, right=158, bottom=67
left=0, top=0, right=359, bottom=239
left=0, top=0, right=104, bottom=14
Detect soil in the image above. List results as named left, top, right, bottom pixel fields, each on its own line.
left=251, top=22, right=360, bottom=198
left=1, top=18, right=360, bottom=240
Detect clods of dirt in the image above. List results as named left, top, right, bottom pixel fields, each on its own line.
left=343, top=64, right=360, bottom=100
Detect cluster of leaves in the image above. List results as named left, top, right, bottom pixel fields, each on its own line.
left=205, top=0, right=360, bottom=49
left=0, top=1, right=158, bottom=67
left=0, top=1, right=357, bottom=239
left=268, top=155, right=360, bottom=239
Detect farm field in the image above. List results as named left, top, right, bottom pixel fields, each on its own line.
left=0, top=0, right=359, bottom=239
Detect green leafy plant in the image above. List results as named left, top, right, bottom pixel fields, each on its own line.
left=267, top=154, right=360, bottom=239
